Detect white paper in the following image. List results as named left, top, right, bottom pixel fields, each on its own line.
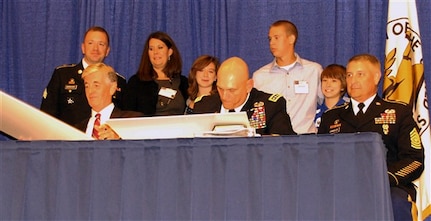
left=0, top=90, right=93, bottom=140
left=106, top=112, right=253, bottom=140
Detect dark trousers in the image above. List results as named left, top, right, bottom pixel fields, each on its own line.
left=391, top=187, right=414, bottom=221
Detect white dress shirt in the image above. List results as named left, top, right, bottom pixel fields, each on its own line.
left=85, top=103, right=115, bottom=137
left=350, top=94, right=376, bottom=115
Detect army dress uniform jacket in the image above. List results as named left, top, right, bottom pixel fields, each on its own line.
left=74, top=107, right=144, bottom=133
left=40, top=61, right=127, bottom=126
left=193, top=88, right=296, bottom=135
left=318, top=95, right=424, bottom=199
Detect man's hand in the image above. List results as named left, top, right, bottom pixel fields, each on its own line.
left=94, top=124, right=121, bottom=140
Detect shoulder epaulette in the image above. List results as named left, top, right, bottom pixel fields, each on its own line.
left=55, top=63, right=77, bottom=70
left=116, top=72, right=126, bottom=80
left=335, top=101, right=349, bottom=108
left=268, top=93, right=282, bottom=102
left=325, top=102, right=349, bottom=113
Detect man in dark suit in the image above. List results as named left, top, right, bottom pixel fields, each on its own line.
left=75, top=63, right=142, bottom=140
left=318, top=54, right=424, bottom=221
left=193, top=56, right=296, bottom=135
left=40, top=26, right=126, bottom=126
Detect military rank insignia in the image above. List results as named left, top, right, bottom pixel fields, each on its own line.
left=249, top=102, right=266, bottom=129
left=374, top=109, right=396, bottom=135
left=410, top=128, right=422, bottom=149
left=42, top=88, right=48, bottom=99
left=268, top=94, right=282, bottom=102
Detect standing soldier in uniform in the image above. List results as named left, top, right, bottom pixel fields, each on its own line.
left=40, top=26, right=126, bottom=126
left=193, top=56, right=296, bottom=136
left=318, top=54, right=424, bottom=221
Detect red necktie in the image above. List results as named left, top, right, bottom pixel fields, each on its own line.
left=92, top=113, right=101, bottom=139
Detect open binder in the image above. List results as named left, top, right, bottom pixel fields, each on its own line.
left=106, top=112, right=256, bottom=140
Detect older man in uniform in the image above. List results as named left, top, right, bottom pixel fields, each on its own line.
left=318, top=54, right=424, bottom=221
left=40, top=26, right=126, bottom=126
left=193, top=56, right=296, bottom=136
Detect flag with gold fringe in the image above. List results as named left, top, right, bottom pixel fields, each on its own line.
left=384, top=0, right=431, bottom=220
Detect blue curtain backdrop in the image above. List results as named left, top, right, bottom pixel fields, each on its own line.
left=1, top=0, right=430, bottom=115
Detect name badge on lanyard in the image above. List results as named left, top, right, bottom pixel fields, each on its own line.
left=159, top=87, right=177, bottom=99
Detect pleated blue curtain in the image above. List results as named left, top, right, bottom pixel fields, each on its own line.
left=0, top=133, right=393, bottom=220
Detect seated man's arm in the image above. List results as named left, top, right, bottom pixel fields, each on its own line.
left=265, top=96, right=296, bottom=135
left=387, top=106, right=424, bottom=187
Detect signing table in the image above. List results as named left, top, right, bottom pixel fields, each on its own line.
left=0, top=132, right=393, bottom=220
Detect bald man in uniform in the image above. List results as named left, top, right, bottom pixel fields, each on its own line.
left=318, top=54, right=424, bottom=221
left=193, top=56, right=296, bottom=135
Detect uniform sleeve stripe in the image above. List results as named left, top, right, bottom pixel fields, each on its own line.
left=395, top=161, right=422, bottom=177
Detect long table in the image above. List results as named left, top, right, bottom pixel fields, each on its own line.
left=0, top=132, right=393, bottom=220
